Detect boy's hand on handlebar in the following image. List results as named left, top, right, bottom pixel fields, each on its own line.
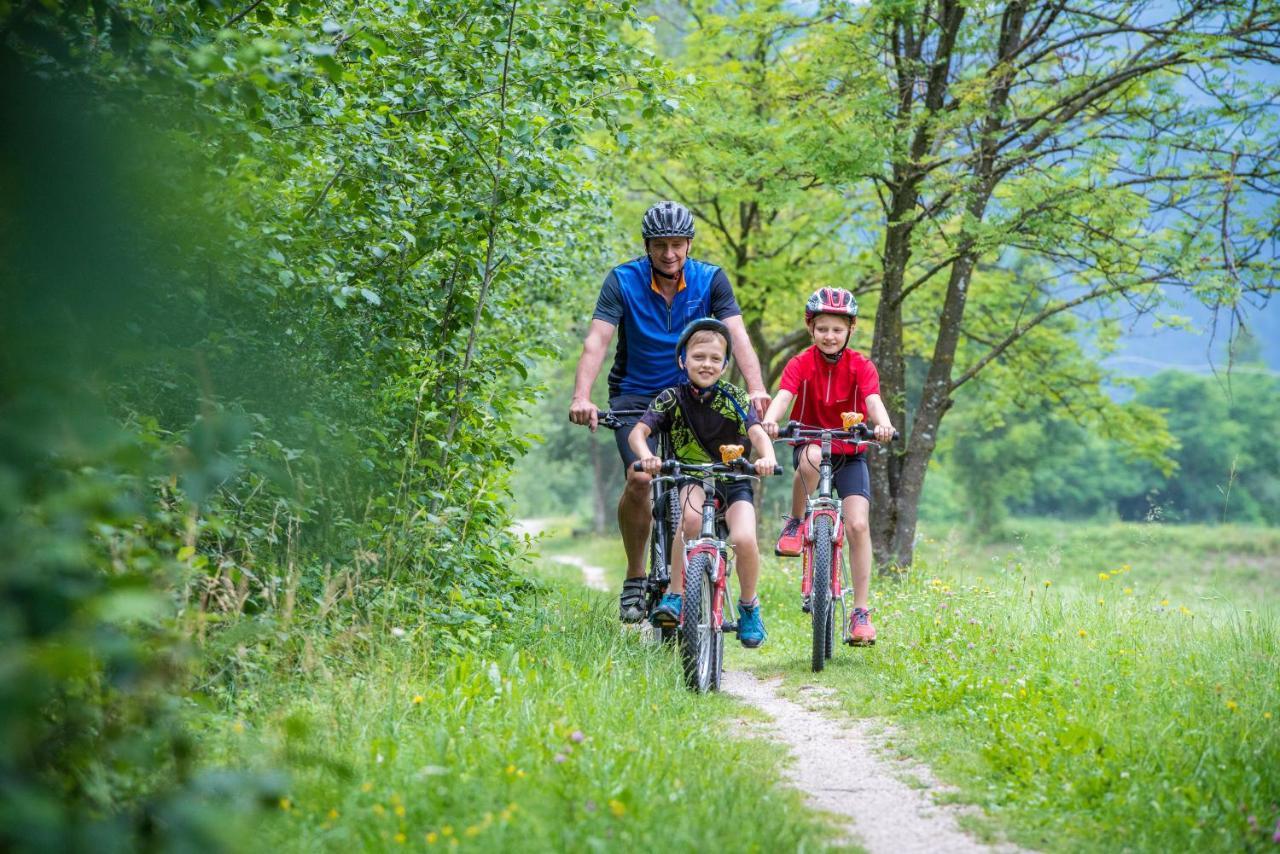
left=635, top=454, right=662, bottom=476
left=754, top=456, right=778, bottom=476
left=568, top=397, right=598, bottom=432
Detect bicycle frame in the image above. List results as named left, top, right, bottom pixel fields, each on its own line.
left=799, top=432, right=848, bottom=607
left=680, top=470, right=733, bottom=633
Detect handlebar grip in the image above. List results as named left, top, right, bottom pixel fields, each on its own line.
left=631, top=461, right=642, bottom=472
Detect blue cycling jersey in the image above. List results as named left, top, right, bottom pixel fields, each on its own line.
left=592, top=256, right=741, bottom=398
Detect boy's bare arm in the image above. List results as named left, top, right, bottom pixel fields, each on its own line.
left=761, top=389, right=794, bottom=438
left=865, top=393, right=897, bottom=443
left=628, top=421, right=661, bottom=474
left=747, top=424, right=778, bottom=475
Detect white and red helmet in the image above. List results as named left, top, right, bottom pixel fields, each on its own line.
left=804, top=287, right=858, bottom=324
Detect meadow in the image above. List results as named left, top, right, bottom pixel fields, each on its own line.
left=539, top=518, right=1280, bottom=851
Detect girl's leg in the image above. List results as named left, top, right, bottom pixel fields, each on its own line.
left=843, top=494, right=872, bottom=610
left=792, top=444, right=822, bottom=517
left=725, top=500, right=760, bottom=602
left=668, top=483, right=704, bottom=595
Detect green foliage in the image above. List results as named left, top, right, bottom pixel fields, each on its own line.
left=2, top=0, right=666, bottom=847
left=928, top=369, right=1280, bottom=526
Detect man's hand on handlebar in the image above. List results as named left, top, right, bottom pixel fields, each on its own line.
left=568, top=396, right=598, bottom=431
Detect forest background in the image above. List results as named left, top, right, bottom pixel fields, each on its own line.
left=1, top=0, right=1276, bottom=851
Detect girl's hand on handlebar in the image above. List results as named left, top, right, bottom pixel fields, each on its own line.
left=754, top=456, right=779, bottom=476
left=635, top=454, right=663, bottom=476
left=762, top=419, right=779, bottom=440
left=874, top=424, right=896, bottom=443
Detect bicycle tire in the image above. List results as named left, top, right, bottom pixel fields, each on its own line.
left=811, top=514, right=834, bottom=672
left=680, top=551, right=716, bottom=692
left=824, top=601, right=834, bottom=660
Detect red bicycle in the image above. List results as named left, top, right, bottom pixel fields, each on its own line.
left=775, top=419, right=896, bottom=672
left=633, top=452, right=780, bottom=692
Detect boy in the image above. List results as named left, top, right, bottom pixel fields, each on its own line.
left=628, top=317, right=779, bottom=648
left=761, top=287, right=896, bottom=646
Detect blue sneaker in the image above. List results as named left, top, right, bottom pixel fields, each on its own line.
left=737, top=602, right=767, bottom=648
left=651, top=592, right=682, bottom=628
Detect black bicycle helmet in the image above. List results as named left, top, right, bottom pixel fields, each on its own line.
left=675, top=316, right=732, bottom=367
left=641, top=200, right=696, bottom=240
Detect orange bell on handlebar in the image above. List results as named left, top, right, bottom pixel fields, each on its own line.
left=719, top=444, right=745, bottom=464
left=841, top=411, right=863, bottom=429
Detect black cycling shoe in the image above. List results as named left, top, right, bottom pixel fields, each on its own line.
left=619, top=577, right=647, bottom=623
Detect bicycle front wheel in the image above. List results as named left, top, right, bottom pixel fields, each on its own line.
left=680, top=551, right=716, bottom=693
left=811, top=515, right=834, bottom=672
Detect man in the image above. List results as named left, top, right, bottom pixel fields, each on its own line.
left=568, top=200, right=771, bottom=623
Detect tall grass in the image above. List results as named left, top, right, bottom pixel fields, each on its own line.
left=200, top=576, right=841, bottom=851
left=751, top=539, right=1280, bottom=851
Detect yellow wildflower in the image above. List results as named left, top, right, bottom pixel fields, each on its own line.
left=232, top=720, right=245, bottom=734
left=1265, top=712, right=1272, bottom=720
left=1124, top=587, right=1133, bottom=595
left=609, top=799, right=627, bottom=818
left=442, top=825, right=454, bottom=836
left=1161, top=599, right=1169, bottom=606
left=1098, top=572, right=1110, bottom=581
left=1226, top=699, right=1238, bottom=711
left=1180, top=606, right=1192, bottom=616
left=505, top=764, right=516, bottom=775
left=412, top=695, right=424, bottom=705
left=278, top=797, right=292, bottom=812
left=394, top=804, right=406, bottom=818
left=426, top=832, right=439, bottom=844
left=394, top=833, right=407, bottom=844
left=1078, top=629, right=1088, bottom=638
left=1097, top=598, right=1104, bottom=605
left=327, top=808, right=339, bottom=820
left=1043, top=580, right=1052, bottom=588
left=516, top=769, right=526, bottom=778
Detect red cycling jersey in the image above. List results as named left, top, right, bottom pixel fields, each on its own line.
left=778, top=345, right=881, bottom=455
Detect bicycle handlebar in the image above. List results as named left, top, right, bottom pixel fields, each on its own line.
left=775, top=420, right=900, bottom=443
left=631, top=458, right=784, bottom=478
left=595, top=409, right=648, bottom=431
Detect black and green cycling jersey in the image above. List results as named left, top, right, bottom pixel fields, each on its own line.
left=638, top=381, right=760, bottom=464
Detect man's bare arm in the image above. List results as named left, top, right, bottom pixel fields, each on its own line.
left=569, top=319, right=617, bottom=431
left=722, top=315, right=771, bottom=416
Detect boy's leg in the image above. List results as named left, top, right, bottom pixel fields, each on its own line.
left=727, top=486, right=767, bottom=647
left=726, top=499, right=760, bottom=602
left=651, top=483, right=703, bottom=627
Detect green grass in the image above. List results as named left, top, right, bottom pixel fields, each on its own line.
left=748, top=523, right=1280, bottom=852
left=537, top=518, right=1280, bottom=851
left=197, top=568, right=844, bottom=852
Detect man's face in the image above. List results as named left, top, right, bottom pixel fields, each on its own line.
left=646, top=237, right=690, bottom=278
left=810, top=314, right=853, bottom=355
left=683, top=334, right=727, bottom=389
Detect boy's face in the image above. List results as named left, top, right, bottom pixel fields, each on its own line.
left=810, top=314, right=853, bottom=355
left=683, top=334, right=727, bottom=389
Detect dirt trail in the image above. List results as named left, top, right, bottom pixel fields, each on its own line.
left=722, top=670, right=1026, bottom=853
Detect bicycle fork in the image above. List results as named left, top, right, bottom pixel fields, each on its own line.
left=800, top=506, right=846, bottom=599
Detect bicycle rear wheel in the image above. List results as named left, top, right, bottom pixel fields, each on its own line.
left=680, top=552, right=716, bottom=693
left=811, top=515, right=834, bottom=672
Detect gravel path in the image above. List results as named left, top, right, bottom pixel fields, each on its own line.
left=513, top=518, right=611, bottom=592
left=721, top=670, right=1027, bottom=854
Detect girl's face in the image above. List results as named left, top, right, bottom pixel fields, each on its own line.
left=810, top=314, right=853, bottom=355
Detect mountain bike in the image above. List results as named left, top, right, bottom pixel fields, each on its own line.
left=633, top=453, right=780, bottom=692
left=598, top=409, right=679, bottom=639
left=775, top=419, right=897, bottom=672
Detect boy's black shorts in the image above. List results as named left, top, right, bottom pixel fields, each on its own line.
left=791, top=445, right=870, bottom=501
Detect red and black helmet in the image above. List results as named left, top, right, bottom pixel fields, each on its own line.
left=804, top=287, right=858, bottom=324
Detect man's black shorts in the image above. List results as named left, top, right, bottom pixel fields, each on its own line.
left=608, top=393, right=659, bottom=469
left=791, top=445, right=870, bottom=500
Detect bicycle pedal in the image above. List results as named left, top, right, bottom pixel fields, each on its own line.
left=721, top=621, right=738, bottom=633
left=800, top=596, right=811, bottom=614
